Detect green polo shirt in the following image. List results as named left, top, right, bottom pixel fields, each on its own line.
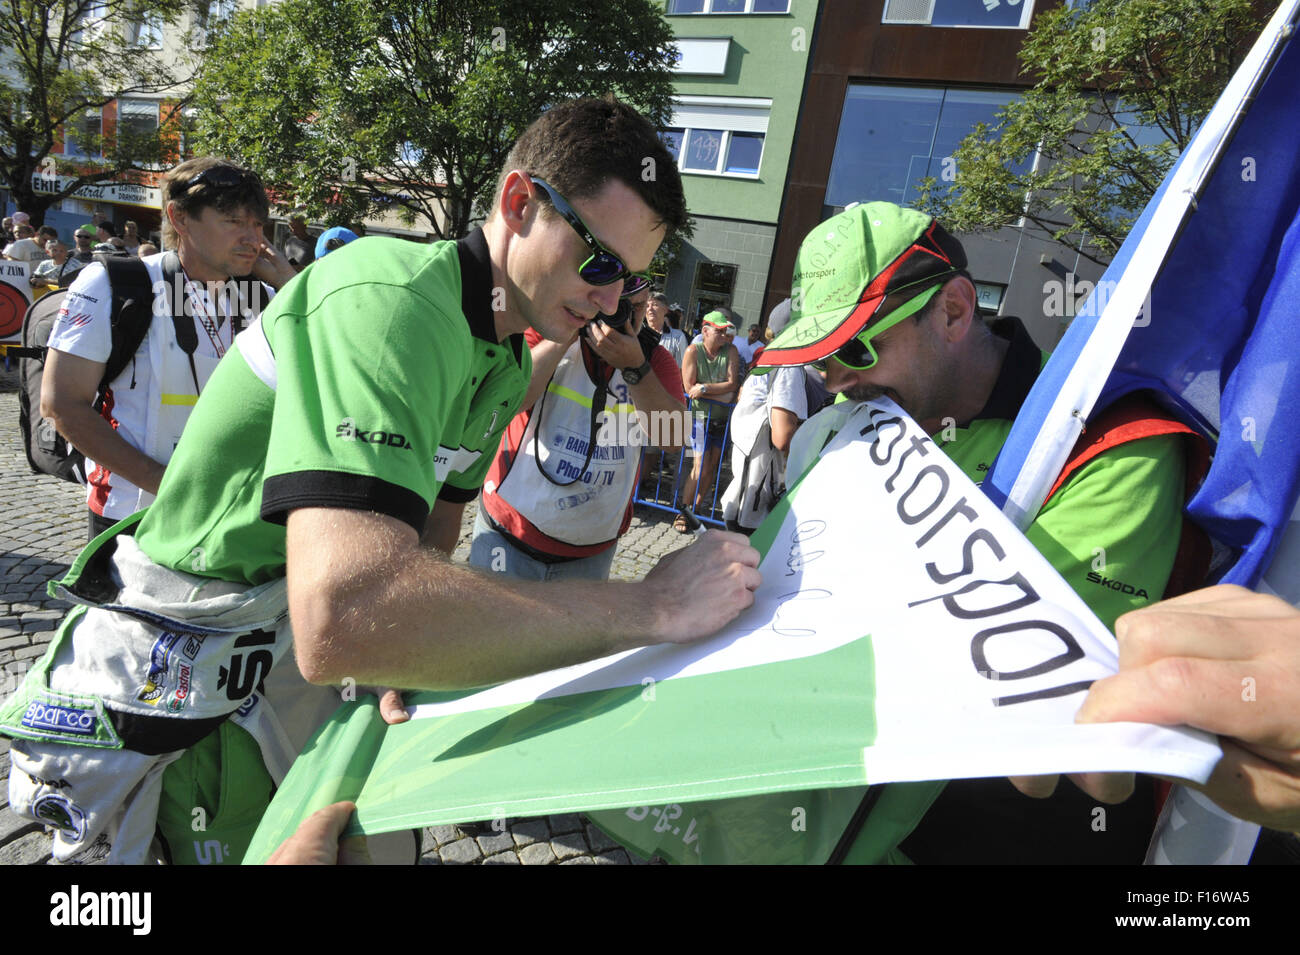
left=135, top=230, right=530, bottom=584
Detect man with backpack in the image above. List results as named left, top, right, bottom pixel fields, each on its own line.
left=39, top=157, right=296, bottom=539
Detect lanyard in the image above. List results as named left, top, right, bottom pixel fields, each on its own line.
left=183, top=279, right=228, bottom=359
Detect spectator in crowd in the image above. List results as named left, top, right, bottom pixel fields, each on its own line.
left=676, top=309, right=741, bottom=532
left=3, top=222, right=47, bottom=262
left=70, top=225, right=97, bottom=267
left=29, top=239, right=75, bottom=292
left=470, top=285, right=685, bottom=580
left=646, top=291, right=687, bottom=367
left=642, top=291, right=690, bottom=481
left=137, top=241, right=159, bottom=257
left=282, top=209, right=315, bottom=270
left=121, top=220, right=142, bottom=255
left=2, top=216, right=14, bottom=245
left=93, top=221, right=129, bottom=255
left=720, top=298, right=829, bottom=533
left=732, top=323, right=763, bottom=368
left=36, top=225, right=59, bottom=249
left=315, top=226, right=358, bottom=259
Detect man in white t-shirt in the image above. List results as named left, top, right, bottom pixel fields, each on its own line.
left=41, top=157, right=297, bottom=539
left=3, top=223, right=46, bottom=262
left=721, top=299, right=828, bottom=532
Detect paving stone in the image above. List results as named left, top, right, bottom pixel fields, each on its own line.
left=482, top=851, right=521, bottom=864
left=594, top=850, right=633, bottom=865
left=13, top=645, right=46, bottom=661
left=0, top=830, right=52, bottom=864
left=0, top=635, right=29, bottom=651
left=438, top=837, right=484, bottom=865
left=475, top=829, right=515, bottom=855
left=510, top=818, right=551, bottom=846
left=0, top=809, right=40, bottom=844
left=426, top=825, right=460, bottom=847
left=549, top=812, right=583, bottom=834
left=560, top=854, right=596, bottom=864
left=552, top=830, right=589, bottom=860
left=519, top=842, right=556, bottom=865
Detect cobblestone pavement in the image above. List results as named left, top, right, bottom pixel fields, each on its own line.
left=0, top=366, right=694, bottom=864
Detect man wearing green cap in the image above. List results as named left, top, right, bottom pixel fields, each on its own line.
left=758, top=201, right=1195, bottom=864
left=677, top=309, right=741, bottom=531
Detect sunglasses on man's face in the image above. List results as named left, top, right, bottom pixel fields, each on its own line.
left=816, top=278, right=951, bottom=372
left=529, top=176, right=651, bottom=294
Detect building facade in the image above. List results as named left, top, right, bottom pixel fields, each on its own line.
left=767, top=0, right=1110, bottom=348
left=659, top=0, right=817, bottom=336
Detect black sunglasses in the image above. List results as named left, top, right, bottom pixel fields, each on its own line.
left=180, top=166, right=253, bottom=194
left=530, top=176, right=650, bottom=294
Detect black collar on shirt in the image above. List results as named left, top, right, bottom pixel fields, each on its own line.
left=968, top=317, right=1045, bottom=424
left=456, top=227, right=524, bottom=364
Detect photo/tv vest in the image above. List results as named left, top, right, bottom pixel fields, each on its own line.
left=490, top=341, right=643, bottom=548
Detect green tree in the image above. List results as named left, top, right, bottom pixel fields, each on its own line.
left=917, top=0, right=1266, bottom=266
left=0, top=0, right=193, bottom=226
left=189, top=0, right=683, bottom=239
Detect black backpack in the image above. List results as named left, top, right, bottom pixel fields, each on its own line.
left=15, top=254, right=171, bottom=483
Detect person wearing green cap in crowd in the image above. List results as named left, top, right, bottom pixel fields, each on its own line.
left=677, top=308, right=742, bottom=532
left=757, top=201, right=1200, bottom=864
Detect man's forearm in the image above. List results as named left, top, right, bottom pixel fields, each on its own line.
left=50, top=402, right=165, bottom=494
left=290, top=510, right=659, bottom=690
left=288, top=508, right=760, bottom=692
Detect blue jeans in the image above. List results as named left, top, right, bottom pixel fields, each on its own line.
left=468, top=510, right=616, bottom=581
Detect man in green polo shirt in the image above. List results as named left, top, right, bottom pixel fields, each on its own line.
left=2, top=98, right=762, bottom=865
left=757, top=202, right=1191, bottom=864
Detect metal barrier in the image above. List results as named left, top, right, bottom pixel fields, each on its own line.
left=633, top=397, right=735, bottom=528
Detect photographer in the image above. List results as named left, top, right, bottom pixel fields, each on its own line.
left=471, top=284, right=687, bottom=580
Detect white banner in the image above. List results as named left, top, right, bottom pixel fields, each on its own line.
left=410, top=398, right=1221, bottom=786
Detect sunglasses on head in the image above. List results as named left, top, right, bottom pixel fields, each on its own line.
left=529, top=176, right=651, bottom=295
left=180, top=166, right=252, bottom=195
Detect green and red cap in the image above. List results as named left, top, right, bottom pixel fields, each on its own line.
left=757, top=202, right=966, bottom=368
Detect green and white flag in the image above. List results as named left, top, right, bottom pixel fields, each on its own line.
left=243, top=399, right=1219, bottom=864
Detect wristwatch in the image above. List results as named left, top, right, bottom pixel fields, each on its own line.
left=622, top=359, right=652, bottom=385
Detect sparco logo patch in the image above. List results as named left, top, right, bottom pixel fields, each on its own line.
left=22, top=701, right=97, bottom=735
left=336, top=416, right=414, bottom=450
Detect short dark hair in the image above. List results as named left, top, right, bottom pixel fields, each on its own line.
left=163, top=157, right=269, bottom=247
left=496, top=97, right=688, bottom=240
left=97, top=221, right=116, bottom=237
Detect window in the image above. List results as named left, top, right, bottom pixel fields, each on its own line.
left=72, top=2, right=108, bottom=43
left=823, top=85, right=1033, bottom=213
left=664, top=97, right=769, bottom=179
left=194, top=0, right=237, bottom=47
left=117, top=100, right=159, bottom=141
left=130, top=11, right=164, bottom=48
left=668, top=0, right=790, bottom=13
left=62, top=109, right=103, bottom=158
left=882, top=0, right=1035, bottom=30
